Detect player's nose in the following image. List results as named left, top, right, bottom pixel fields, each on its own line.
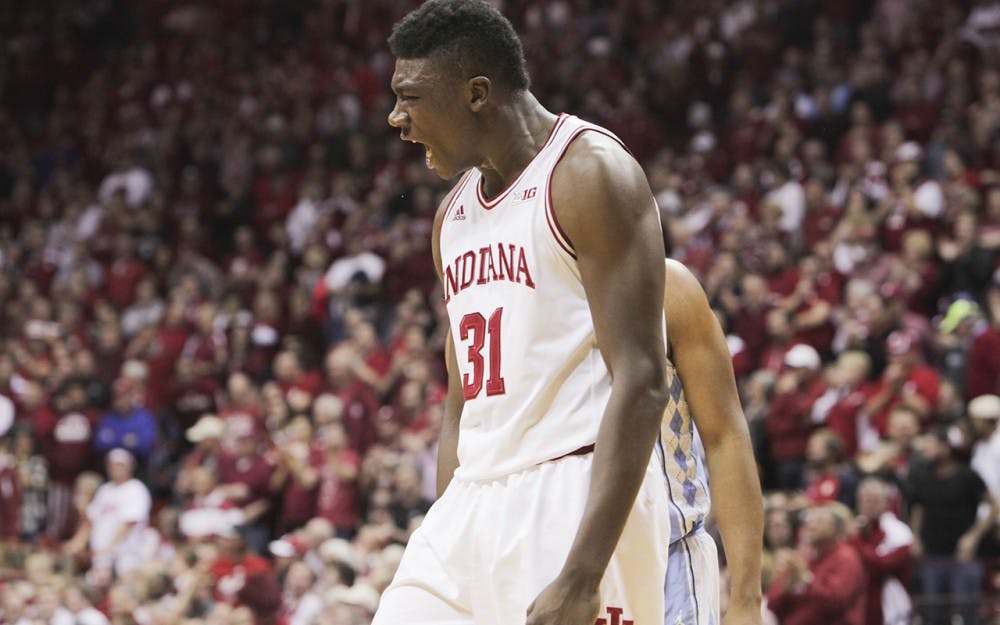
left=387, top=104, right=407, bottom=129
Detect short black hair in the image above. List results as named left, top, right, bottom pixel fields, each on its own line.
left=388, top=0, right=530, bottom=91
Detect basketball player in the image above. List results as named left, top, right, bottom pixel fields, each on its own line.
left=377, top=1, right=671, bottom=625
left=661, top=258, right=763, bottom=625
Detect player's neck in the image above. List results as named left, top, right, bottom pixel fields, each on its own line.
left=477, top=93, right=557, bottom=199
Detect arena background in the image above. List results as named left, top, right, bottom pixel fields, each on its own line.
left=1, top=0, right=999, bottom=624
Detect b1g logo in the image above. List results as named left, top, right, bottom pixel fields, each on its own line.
left=513, top=186, right=538, bottom=203
left=595, top=606, right=633, bottom=625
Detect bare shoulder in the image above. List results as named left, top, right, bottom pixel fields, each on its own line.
left=550, top=130, right=656, bottom=248
left=663, top=258, right=716, bottom=338
left=663, top=259, right=707, bottom=307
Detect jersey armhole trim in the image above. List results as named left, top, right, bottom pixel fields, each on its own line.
left=544, top=126, right=631, bottom=260
left=441, top=171, right=474, bottom=224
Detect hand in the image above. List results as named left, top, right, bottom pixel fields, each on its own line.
left=910, top=539, right=924, bottom=562
left=956, top=533, right=978, bottom=561
left=525, top=574, right=601, bottom=625
left=723, top=600, right=764, bottom=625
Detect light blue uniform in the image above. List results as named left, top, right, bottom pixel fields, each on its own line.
left=657, top=359, right=719, bottom=625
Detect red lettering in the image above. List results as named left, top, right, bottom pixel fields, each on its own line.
left=444, top=262, right=459, bottom=303
left=459, top=251, right=477, bottom=290
left=606, top=607, right=624, bottom=625
left=498, top=243, right=515, bottom=281
left=515, top=247, right=535, bottom=288
left=485, top=247, right=499, bottom=282
left=476, top=247, right=491, bottom=285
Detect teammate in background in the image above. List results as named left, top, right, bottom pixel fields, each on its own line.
left=377, top=1, right=671, bottom=625
left=661, top=259, right=764, bottom=625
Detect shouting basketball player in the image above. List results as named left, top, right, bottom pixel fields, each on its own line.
left=376, top=1, right=671, bottom=624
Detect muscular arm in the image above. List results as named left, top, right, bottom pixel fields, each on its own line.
left=546, top=133, right=668, bottom=590
left=432, top=183, right=466, bottom=498
left=664, top=259, right=764, bottom=612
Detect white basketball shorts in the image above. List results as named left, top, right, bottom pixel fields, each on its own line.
left=663, top=529, right=720, bottom=625
left=372, top=451, right=671, bottom=625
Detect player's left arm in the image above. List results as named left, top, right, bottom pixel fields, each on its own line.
left=526, top=132, right=668, bottom=625
left=664, top=259, right=764, bottom=623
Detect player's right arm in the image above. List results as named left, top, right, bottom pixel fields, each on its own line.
left=663, top=259, right=763, bottom=625
left=431, top=183, right=465, bottom=497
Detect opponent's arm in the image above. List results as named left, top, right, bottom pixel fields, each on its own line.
left=432, top=185, right=465, bottom=498
left=527, top=133, right=668, bottom=625
left=664, top=259, right=764, bottom=623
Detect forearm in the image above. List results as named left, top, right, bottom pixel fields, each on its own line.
left=560, top=375, right=666, bottom=586
left=706, top=431, right=764, bottom=605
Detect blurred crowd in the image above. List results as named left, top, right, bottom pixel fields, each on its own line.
left=1, top=0, right=1000, bottom=624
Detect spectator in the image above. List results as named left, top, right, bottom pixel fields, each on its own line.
left=909, top=428, right=999, bottom=625
left=965, top=270, right=1000, bottom=399
left=803, top=429, right=857, bottom=507
left=849, top=477, right=915, bottom=625
left=77, top=449, right=152, bottom=582
left=0, top=426, right=21, bottom=545
left=176, top=413, right=225, bottom=497
left=861, top=330, right=941, bottom=440
left=766, top=344, right=827, bottom=490
left=93, top=378, right=157, bottom=469
left=766, top=503, right=867, bottom=625
left=209, top=523, right=282, bottom=623
left=216, top=433, right=275, bottom=554
left=316, top=422, right=361, bottom=538
left=968, top=394, right=1000, bottom=501
left=280, top=560, right=323, bottom=625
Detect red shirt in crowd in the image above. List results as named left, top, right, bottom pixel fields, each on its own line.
left=848, top=514, right=914, bottom=625
left=165, top=375, right=219, bottom=431
left=0, top=459, right=20, bottom=539
left=767, top=541, right=867, bottom=625
left=766, top=376, right=828, bottom=462
left=333, top=382, right=380, bottom=454
left=217, top=452, right=273, bottom=506
left=34, top=407, right=99, bottom=485
left=316, top=449, right=360, bottom=531
left=966, top=325, right=1000, bottom=399
left=211, top=552, right=282, bottom=615
left=280, top=444, right=325, bottom=531
left=867, top=365, right=941, bottom=437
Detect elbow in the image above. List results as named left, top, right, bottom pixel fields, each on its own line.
left=622, top=355, right=670, bottom=421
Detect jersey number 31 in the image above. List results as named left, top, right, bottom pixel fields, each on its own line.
left=459, top=307, right=506, bottom=400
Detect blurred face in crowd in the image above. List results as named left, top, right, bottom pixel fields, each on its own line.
left=191, top=466, right=217, bottom=497
left=887, top=407, right=919, bottom=447
left=856, top=479, right=889, bottom=521
left=233, top=435, right=256, bottom=458
left=835, top=352, right=870, bottom=388
left=107, top=456, right=134, bottom=484
left=313, top=393, right=344, bottom=427
left=285, top=561, right=315, bottom=596
left=803, top=507, right=839, bottom=549
left=806, top=432, right=839, bottom=468
left=273, top=351, right=300, bottom=382
left=765, top=309, right=792, bottom=341
left=227, top=373, right=253, bottom=405
left=764, top=508, right=794, bottom=550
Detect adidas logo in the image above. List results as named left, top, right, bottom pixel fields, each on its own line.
left=453, top=205, right=466, bottom=221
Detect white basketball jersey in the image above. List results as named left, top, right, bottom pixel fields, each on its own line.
left=439, top=114, right=624, bottom=480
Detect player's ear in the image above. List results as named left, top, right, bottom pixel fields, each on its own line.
left=467, top=76, right=491, bottom=112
